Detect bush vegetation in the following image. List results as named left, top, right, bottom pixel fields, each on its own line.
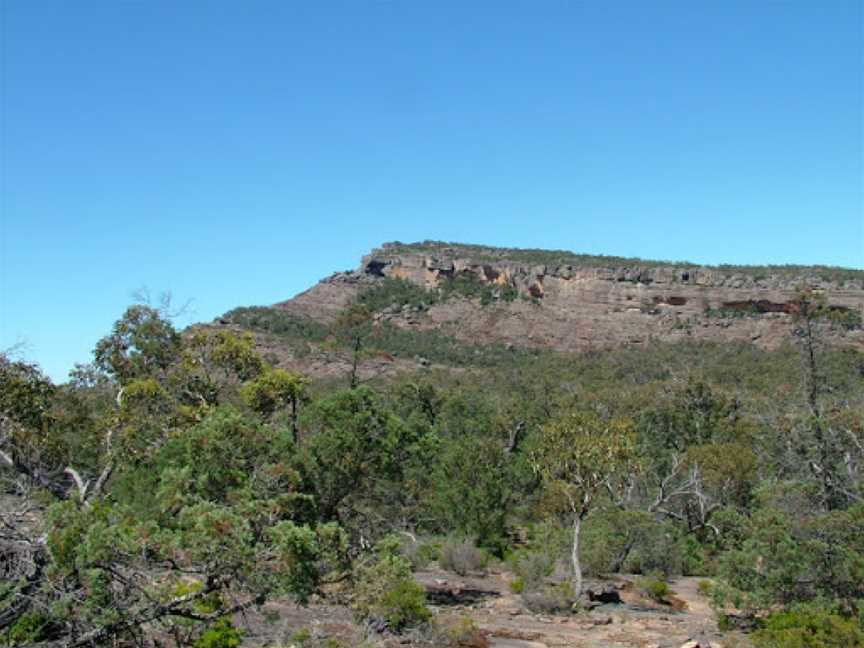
left=352, top=553, right=431, bottom=631
left=751, top=604, right=864, bottom=648
left=635, top=576, right=671, bottom=604
left=438, top=538, right=488, bottom=576
left=1, top=286, right=862, bottom=645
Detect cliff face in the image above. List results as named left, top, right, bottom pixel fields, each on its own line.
left=276, top=242, right=864, bottom=353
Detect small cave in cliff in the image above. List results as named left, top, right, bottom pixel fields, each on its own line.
left=482, top=265, right=501, bottom=282
left=365, top=259, right=388, bottom=277
left=653, top=296, right=688, bottom=306
left=722, top=299, right=791, bottom=314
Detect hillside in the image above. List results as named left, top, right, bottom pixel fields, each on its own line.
left=217, top=241, right=864, bottom=380
left=3, top=241, right=863, bottom=648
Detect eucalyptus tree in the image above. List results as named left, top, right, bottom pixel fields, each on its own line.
left=529, top=410, right=638, bottom=595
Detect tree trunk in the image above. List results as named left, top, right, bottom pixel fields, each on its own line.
left=350, top=336, right=361, bottom=389
left=571, top=515, right=583, bottom=596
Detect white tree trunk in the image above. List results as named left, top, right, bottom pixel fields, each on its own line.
left=571, top=515, right=583, bottom=595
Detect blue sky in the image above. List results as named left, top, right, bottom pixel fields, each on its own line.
left=2, top=1, right=862, bottom=381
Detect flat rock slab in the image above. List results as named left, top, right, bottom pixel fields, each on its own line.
left=489, top=639, right=549, bottom=648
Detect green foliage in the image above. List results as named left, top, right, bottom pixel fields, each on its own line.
left=187, top=328, right=265, bottom=383
left=299, top=386, right=435, bottom=523
left=266, top=521, right=320, bottom=602
left=580, top=509, right=682, bottom=577
left=635, top=575, right=671, bottom=603
left=43, top=406, right=323, bottom=640
left=438, top=271, right=518, bottom=305
left=427, top=435, right=519, bottom=553
left=0, top=355, right=70, bottom=478
left=530, top=411, right=637, bottom=518
left=356, top=272, right=518, bottom=314
left=716, top=504, right=864, bottom=615
left=434, top=615, right=486, bottom=647
left=826, top=306, right=862, bottom=331
left=242, top=367, right=308, bottom=419
left=222, top=307, right=329, bottom=341
left=0, top=356, right=55, bottom=430
left=637, top=380, right=742, bottom=466
left=357, top=278, right=437, bottom=312
left=194, top=618, right=243, bottom=648
left=2, top=612, right=56, bottom=646
left=400, top=537, right=441, bottom=571
left=384, top=240, right=864, bottom=284
left=368, top=323, right=544, bottom=368
left=94, top=304, right=182, bottom=383
left=8, top=293, right=864, bottom=647
left=352, top=554, right=431, bottom=631
left=751, top=604, right=864, bottom=648
left=386, top=241, right=695, bottom=270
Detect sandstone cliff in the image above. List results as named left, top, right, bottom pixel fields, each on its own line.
left=274, top=242, right=864, bottom=354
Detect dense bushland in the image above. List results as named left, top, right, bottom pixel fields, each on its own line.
left=1, top=288, right=862, bottom=646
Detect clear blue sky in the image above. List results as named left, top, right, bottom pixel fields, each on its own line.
left=2, top=1, right=862, bottom=382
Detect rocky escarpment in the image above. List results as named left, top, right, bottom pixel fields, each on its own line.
left=276, top=241, right=864, bottom=354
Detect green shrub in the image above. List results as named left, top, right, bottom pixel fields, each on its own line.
left=580, top=509, right=664, bottom=577
left=288, top=628, right=346, bottom=648
left=222, top=307, right=329, bottom=341
left=401, top=538, right=441, bottom=571
left=636, top=575, right=671, bottom=603
left=521, top=581, right=576, bottom=615
left=677, top=534, right=712, bottom=576
left=3, top=612, right=56, bottom=645
left=507, top=522, right=567, bottom=587
left=357, top=278, right=437, bottom=313
left=751, top=605, right=864, bottom=648
left=434, top=615, right=486, bottom=647
left=377, top=580, right=433, bottom=630
left=509, top=577, right=525, bottom=594
left=194, top=618, right=243, bottom=648
left=439, top=272, right=517, bottom=306
left=624, top=522, right=683, bottom=577
left=290, top=628, right=313, bottom=645
left=509, top=549, right=555, bottom=589
left=439, top=538, right=487, bottom=576
left=352, top=555, right=431, bottom=632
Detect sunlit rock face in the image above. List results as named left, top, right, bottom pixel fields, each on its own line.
left=274, top=241, right=864, bottom=353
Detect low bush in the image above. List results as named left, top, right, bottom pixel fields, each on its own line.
left=434, top=615, right=488, bottom=647
left=624, top=524, right=683, bottom=577
left=521, top=581, right=577, bottom=615
left=352, top=554, right=431, bottom=632
left=509, top=549, right=555, bottom=589
left=401, top=537, right=442, bottom=571
left=509, top=576, right=525, bottom=594
left=751, top=604, right=864, bottom=648
left=635, top=575, right=671, bottom=603
left=288, top=628, right=347, bottom=648
left=2, top=612, right=57, bottom=646
left=439, top=538, right=487, bottom=576
left=194, top=618, right=243, bottom=648
left=357, top=278, right=437, bottom=313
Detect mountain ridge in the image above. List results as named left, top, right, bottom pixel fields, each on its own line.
left=208, top=242, right=864, bottom=381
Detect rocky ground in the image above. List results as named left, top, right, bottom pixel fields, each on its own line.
left=239, top=568, right=740, bottom=648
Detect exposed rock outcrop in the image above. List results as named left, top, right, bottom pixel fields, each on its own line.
left=274, top=242, right=864, bottom=354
